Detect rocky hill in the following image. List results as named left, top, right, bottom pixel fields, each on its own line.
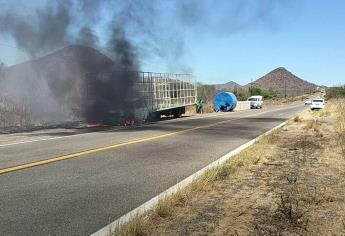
left=215, top=81, right=242, bottom=91
left=245, top=67, right=317, bottom=96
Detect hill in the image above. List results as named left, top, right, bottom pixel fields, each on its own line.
left=0, top=45, right=115, bottom=121
left=245, top=67, right=317, bottom=97
left=215, top=81, right=242, bottom=91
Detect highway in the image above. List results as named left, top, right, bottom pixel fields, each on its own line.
left=0, top=104, right=305, bottom=236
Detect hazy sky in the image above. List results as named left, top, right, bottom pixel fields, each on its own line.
left=0, top=0, right=344, bottom=86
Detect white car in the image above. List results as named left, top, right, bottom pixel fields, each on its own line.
left=305, top=99, right=312, bottom=105
left=248, top=95, right=263, bottom=109
left=310, top=99, right=325, bottom=110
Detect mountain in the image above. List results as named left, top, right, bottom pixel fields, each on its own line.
left=245, top=67, right=318, bottom=96
left=215, top=81, right=242, bottom=91
left=4, top=45, right=114, bottom=83
left=0, top=45, right=115, bottom=120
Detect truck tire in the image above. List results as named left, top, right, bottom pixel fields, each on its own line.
left=173, top=107, right=185, bottom=118
left=148, top=112, right=161, bottom=121
left=173, top=109, right=182, bottom=118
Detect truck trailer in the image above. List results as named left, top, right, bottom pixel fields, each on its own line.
left=85, top=71, right=197, bottom=123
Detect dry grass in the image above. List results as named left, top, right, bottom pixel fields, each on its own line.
left=113, top=187, right=193, bottom=236
left=204, top=133, right=276, bottom=184
left=155, top=200, right=173, bottom=218
left=293, top=115, right=302, bottom=122
left=245, top=101, right=345, bottom=235
left=184, top=104, right=196, bottom=116
left=0, top=95, right=33, bottom=129
left=264, top=95, right=308, bottom=107
left=112, top=216, right=152, bottom=236
left=320, top=99, right=345, bottom=155
left=154, top=189, right=191, bottom=218
left=317, top=109, right=331, bottom=118
left=334, top=102, right=345, bottom=156
left=304, top=119, right=321, bottom=133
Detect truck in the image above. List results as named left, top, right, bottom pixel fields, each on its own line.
left=247, top=95, right=263, bottom=109
left=85, top=71, right=197, bottom=123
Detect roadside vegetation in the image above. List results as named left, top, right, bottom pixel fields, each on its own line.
left=249, top=87, right=279, bottom=99
left=196, top=84, right=217, bottom=113
left=325, top=86, right=345, bottom=99
left=113, top=99, right=345, bottom=236
left=0, top=63, right=39, bottom=131
left=264, top=95, right=308, bottom=107
left=196, top=83, right=311, bottom=114
left=0, top=95, right=33, bottom=131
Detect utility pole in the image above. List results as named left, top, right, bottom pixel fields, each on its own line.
left=250, top=78, right=253, bottom=96
left=284, top=80, right=287, bottom=99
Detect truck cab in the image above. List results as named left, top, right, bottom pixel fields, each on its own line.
left=248, top=95, right=263, bottom=109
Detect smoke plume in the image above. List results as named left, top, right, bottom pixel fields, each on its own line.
left=0, top=0, right=295, bottom=124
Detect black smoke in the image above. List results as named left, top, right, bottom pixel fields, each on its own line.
left=0, top=0, right=142, bottom=123
left=84, top=28, right=140, bottom=123
left=0, top=0, right=298, bottom=64
left=0, top=0, right=297, bottom=124
left=76, top=27, right=99, bottom=48
left=0, top=1, right=71, bottom=58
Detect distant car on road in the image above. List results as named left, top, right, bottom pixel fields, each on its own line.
left=310, top=98, right=325, bottom=110
left=305, top=99, right=312, bottom=105
left=248, top=95, right=263, bottom=109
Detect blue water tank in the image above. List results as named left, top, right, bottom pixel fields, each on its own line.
left=213, top=92, right=237, bottom=112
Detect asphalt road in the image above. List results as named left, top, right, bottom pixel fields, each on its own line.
left=0, top=104, right=306, bottom=236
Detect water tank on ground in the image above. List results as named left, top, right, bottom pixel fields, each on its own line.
left=213, top=92, right=237, bottom=112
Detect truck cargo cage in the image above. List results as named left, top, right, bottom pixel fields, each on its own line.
left=135, top=72, right=197, bottom=112
left=85, top=71, right=197, bottom=122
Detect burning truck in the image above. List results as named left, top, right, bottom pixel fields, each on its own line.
left=85, top=71, right=197, bottom=125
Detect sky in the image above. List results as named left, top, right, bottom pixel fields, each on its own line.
left=0, top=0, right=344, bottom=87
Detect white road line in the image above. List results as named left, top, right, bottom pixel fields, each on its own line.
left=0, top=131, right=113, bottom=147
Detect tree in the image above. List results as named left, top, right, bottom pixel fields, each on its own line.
left=197, top=84, right=216, bottom=102
left=0, top=61, right=6, bottom=80
left=249, top=87, right=279, bottom=99
left=0, top=61, right=5, bottom=70
left=233, top=89, right=248, bottom=101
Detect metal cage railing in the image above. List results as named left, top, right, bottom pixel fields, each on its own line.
left=134, top=72, right=197, bottom=112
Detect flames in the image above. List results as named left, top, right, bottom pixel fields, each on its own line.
left=85, top=123, right=102, bottom=128
left=85, top=118, right=135, bottom=129
left=124, top=119, right=135, bottom=127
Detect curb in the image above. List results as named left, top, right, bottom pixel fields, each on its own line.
left=91, top=119, right=289, bottom=236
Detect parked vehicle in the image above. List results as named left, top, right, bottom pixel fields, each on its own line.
left=310, top=98, right=325, bottom=110
left=248, top=95, right=263, bottom=109
left=305, top=99, right=312, bottom=105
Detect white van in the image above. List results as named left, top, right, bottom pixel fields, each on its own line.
left=248, top=95, right=263, bottom=109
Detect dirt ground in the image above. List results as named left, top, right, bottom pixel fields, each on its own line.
left=118, top=100, right=345, bottom=236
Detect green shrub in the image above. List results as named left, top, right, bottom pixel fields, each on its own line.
left=249, top=87, right=280, bottom=99
left=325, top=86, right=345, bottom=99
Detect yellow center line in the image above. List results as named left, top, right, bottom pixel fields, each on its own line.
left=0, top=117, right=243, bottom=175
